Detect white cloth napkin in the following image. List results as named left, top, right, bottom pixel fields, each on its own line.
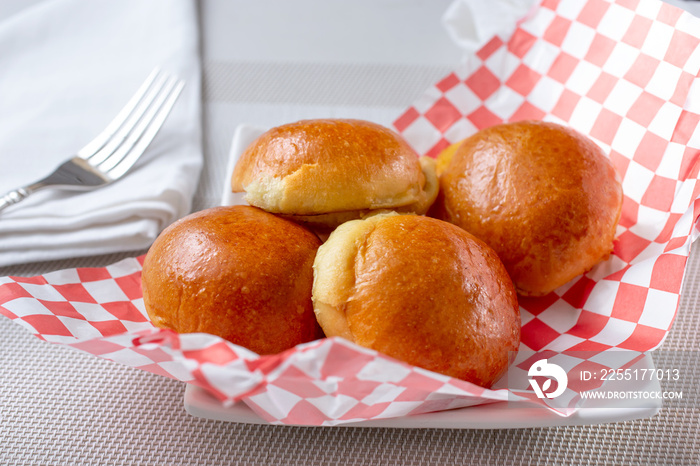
left=0, top=0, right=202, bottom=267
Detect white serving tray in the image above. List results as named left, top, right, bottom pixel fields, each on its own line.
left=183, top=124, right=662, bottom=428
left=184, top=383, right=661, bottom=429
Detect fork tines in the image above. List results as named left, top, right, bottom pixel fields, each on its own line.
left=77, top=68, right=186, bottom=180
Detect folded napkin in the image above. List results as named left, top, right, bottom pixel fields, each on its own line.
left=0, top=0, right=202, bottom=267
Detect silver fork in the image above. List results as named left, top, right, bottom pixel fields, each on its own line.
left=0, top=68, right=185, bottom=213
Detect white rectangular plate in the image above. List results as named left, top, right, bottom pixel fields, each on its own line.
left=184, top=124, right=662, bottom=428
left=184, top=383, right=661, bottom=428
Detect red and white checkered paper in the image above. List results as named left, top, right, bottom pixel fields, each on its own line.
left=2, top=0, right=700, bottom=426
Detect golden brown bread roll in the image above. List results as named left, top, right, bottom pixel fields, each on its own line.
left=312, top=212, right=521, bottom=388
left=231, top=119, right=438, bottom=229
left=141, top=205, right=324, bottom=355
left=433, top=120, right=623, bottom=296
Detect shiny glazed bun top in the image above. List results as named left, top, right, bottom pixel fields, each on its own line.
left=434, top=120, right=623, bottom=296
left=312, top=212, right=521, bottom=388
left=141, top=205, right=323, bottom=355
left=231, top=119, right=438, bottom=228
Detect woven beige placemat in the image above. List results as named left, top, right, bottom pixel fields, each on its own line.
left=2, top=36, right=700, bottom=464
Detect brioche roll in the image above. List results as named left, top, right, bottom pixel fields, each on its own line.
left=231, top=119, right=438, bottom=229
left=312, top=212, right=520, bottom=388
left=433, top=120, right=623, bottom=296
left=141, top=205, right=323, bottom=355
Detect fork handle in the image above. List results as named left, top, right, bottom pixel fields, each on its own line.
left=0, top=186, right=35, bottom=213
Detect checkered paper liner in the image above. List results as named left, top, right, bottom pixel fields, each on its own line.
left=395, top=0, right=700, bottom=354
left=1, top=0, right=700, bottom=426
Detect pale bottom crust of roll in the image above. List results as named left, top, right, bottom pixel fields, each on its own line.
left=239, top=157, right=439, bottom=230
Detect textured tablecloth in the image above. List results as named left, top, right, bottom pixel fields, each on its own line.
left=1, top=0, right=700, bottom=464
